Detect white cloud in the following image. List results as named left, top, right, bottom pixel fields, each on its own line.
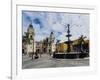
left=51, top=22, right=65, bottom=32
left=23, top=11, right=89, bottom=42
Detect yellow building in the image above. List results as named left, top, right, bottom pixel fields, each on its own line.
left=57, top=43, right=68, bottom=53
left=56, top=39, right=89, bottom=53
left=72, top=39, right=89, bottom=52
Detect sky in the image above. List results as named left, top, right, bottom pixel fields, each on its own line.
left=22, top=11, right=89, bottom=43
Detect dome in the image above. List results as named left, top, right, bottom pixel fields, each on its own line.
left=29, top=23, right=33, bottom=28
left=27, top=23, right=34, bottom=33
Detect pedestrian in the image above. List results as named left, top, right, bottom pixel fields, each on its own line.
left=34, top=51, right=39, bottom=59
left=31, top=52, right=34, bottom=60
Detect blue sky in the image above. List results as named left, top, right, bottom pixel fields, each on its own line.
left=22, top=11, right=89, bottom=43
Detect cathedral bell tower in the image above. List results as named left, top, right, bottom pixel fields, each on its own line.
left=49, top=32, right=55, bottom=55
left=26, top=23, right=35, bottom=55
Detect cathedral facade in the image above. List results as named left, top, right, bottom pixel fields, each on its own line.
left=22, top=24, right=56, bottom=56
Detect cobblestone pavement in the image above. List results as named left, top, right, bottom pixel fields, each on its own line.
left=22, top=54, right=89, bottom=69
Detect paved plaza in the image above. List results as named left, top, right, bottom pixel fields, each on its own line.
left=22, top=54, right=89, bottom=69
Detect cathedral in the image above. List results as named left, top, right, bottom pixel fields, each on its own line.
left=22, top=23, right=56, bottom=56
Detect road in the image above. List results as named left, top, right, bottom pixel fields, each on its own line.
left=22, top=54, right=89, bottom=69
